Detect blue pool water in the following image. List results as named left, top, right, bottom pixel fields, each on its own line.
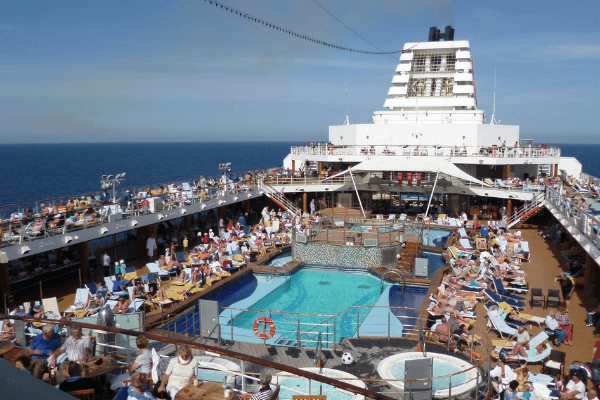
left=390, top=359, right=468, bottom=390
left=231, top=269, right=386, bottom=343
left=164, top=268, right=428, bottom=345
left=405, top=227, right=452, bottom=248
left=421, top=250, right=448, bottom=277
left=279, top=378, right=354, bottom=400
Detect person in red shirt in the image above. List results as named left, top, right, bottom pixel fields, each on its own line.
left=593, top=340, right=600, bottom=384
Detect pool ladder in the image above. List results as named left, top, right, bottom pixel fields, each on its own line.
left=382, top=269, right=406, bottom=292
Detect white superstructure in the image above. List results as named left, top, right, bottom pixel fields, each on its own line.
left=285, top=27, right=558, bottom=174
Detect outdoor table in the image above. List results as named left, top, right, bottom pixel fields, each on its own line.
left=175, top=381, right=235, bottom=400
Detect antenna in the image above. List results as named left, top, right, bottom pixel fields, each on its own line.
left=490, top=68, right=501, bottom=125
left=343, top=75, right=350, bottom=125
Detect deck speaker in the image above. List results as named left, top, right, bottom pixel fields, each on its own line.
left=0, top=252, right=7, bottom=264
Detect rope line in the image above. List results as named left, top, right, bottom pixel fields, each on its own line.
left=201, top=0, right=403, bottom=55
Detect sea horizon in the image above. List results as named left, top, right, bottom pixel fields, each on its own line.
left=1, top=141, right=599, bottom=207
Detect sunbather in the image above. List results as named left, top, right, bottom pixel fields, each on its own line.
left=506, top=343, right=545, bottom=358
left=148, top=285, right=168, bottom=301
left=113, top=297, right=130, bottom=314
left=83, top=293, right=103, bottom=309
left=429, top=304, right=467, bottom=322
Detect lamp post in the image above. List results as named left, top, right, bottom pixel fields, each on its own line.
left=101, top=173, right=126, bottom=204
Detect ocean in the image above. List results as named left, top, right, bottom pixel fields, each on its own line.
left=0, top=142, right=599, bottom=207
left=0, top=142, right=294, bottom=206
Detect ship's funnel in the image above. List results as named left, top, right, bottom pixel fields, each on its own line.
left=428, top=26, right=454, bottom=42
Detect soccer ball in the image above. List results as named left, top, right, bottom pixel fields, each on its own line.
left=341, top=352, right=353, bottom=365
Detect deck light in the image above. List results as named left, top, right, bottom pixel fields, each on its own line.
left=64, top=236, right=74, bottom=244
left=100, top=227, right=109, bottom=235
left=21, top=246, right=31, bottom=255
left=131, top=220, right=139, bottom=227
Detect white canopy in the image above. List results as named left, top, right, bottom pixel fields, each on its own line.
left=343, top=156, right=488, bottom=186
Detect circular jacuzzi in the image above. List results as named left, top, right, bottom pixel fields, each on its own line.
left=276, top=367, right=366, bottom=400
left=377, top=352, right=480, bottom=397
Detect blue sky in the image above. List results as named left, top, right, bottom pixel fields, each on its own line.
left=1, top=0, right=599, bottom=143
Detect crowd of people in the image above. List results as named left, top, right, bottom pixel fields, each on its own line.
left=427, top=214, right=600, bottom=399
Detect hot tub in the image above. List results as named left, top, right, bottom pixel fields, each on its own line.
left=377, top=352, right=480, bottom=397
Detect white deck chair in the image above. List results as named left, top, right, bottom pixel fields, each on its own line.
left=72, top=288, right=90, bottom=308
left=42, top=297, right=61, bottom=317
left=388, top=214, right=396, bottom=220
left=458, top=228, right=467, bottom=237
left=181, top=182, right=194, bottom=202
left=129, top=299, right=145, bottom=313
left=487, top=310, right=518, bottom=338
left=507, top=343, right=552, bottom=364
left=146, top=262, right=169, bottom=281
left=271, top=220, right=280, bottom=233
left=459, top=238, right=474, bottom=249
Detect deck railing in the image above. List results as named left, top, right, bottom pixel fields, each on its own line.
left=3, top=305, right=492, bottom=399
left=291, top=144, right=560, bottom=159
left=545, top=185, right=600, bottom=249
left=160, top=303, right=492, bottom=398
left=0, top=170, right=265, bottom=249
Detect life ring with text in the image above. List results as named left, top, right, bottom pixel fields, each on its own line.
left=253, top=317, right=276, bottom=339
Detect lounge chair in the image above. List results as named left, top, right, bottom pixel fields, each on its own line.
left=492, top=331, right=549, bottom=350
left=65, top=288, right=91, bottom=313
left=146, top=263, right=170, bottom=281
left=458, top=228, right=467, bottom=237
left=506, top=343, right=552, bottom=364
left=484, top=288, right=525, bottom=309
left=485, top=302, right=544, bottom=328
left=85, top=282, right=98, bottom=296
left=459, top=238, right=473, bottom=249
left=496, top=179, right=511, bottom=189
left=491, top=278, right=527, bottom=302
left=487, top=309, right=518, bottom=338
left=181, top=182, right=194, bottom=203
left=42, top=297, right=61, bottom=318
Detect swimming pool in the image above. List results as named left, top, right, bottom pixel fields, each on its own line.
left=228, top=269, right=388, bottom=345
left=405, top=227, right=452, bottom=248
left=164, top=268, right=428, bottom=346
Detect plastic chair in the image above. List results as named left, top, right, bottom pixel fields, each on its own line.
left=530, top=288, right=544, bottom=308
left=546, top=289, right=560, bottom=309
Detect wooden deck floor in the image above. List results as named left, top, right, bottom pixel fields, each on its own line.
left=467, top=223, right=599, bottom=382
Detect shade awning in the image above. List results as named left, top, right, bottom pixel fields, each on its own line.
left=345, top=157, right=488, bottom=186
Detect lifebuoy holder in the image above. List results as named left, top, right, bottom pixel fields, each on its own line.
left=253, top=317, right=276, bottom=339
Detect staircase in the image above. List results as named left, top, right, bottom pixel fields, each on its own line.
left=260, top=182, right=302, bottom=217
left=507, top=191, right=546, bottom=229
left=395, top=241, right=420, bottom=274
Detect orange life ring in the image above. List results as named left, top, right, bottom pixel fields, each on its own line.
left=253, top=317, right=276, bottom=339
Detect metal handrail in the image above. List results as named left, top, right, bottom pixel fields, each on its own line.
left=290, top=143, right=561, bottom=159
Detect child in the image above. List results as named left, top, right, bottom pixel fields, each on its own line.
left=15, top=355, right=31, bottom=373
